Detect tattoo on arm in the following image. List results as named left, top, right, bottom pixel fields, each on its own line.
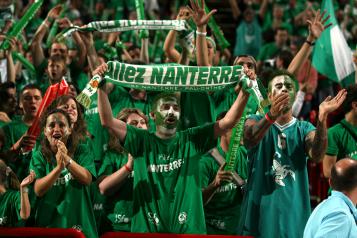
left=244, top=118, right=272, bottom=149
left=306, top=120, right=328, bottom=163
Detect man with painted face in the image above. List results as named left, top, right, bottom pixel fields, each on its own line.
left=238, top=70, right=347, bottom=238
left=95, top=62, right=251, bottom=234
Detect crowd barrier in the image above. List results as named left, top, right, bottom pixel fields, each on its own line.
left=0, top=228, right=253, bottom=238
left=101, top=232, right=253, bottom=238
left=0, top=227, right=86, bottom=238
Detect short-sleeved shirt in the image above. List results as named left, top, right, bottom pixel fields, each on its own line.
left=124, top=123, right=216, bottom=233
left=30, top=144, right=98, bottom=238
left=98, top=151, right=134, bottom=232
left=238, top=115, right=315, bottom=238
left=200, top=144, right=248, bottom=234
left=326, top=119, right=357, bottom=160
left=0, top=190, right=21, bottom=227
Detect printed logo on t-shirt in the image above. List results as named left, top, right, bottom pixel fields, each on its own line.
left=93, top=203, right=103, bottom=211
left=53, top=172, right=74, bottom=186
left=147, top=158, right=184, bottom=173
left=0, top=216, right=7, bottom=225
left=178, top=212, right=187, bottom=224
left=216, top=182, right=237, bottom=193
left=272, top=152, right=295, bottom=187
left=114, top=214, right=130, bottom=224
left=148, top=212, right=159, bottom=225
left=207, top=218, right=225, bottom=230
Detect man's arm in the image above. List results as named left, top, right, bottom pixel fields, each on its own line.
left=188, top=0, right=217, bottom=66
left=30, top=5, right=62, bottom=67
left=305, top=90, right=347, bottom=163
left=99, top=155, right=133, bottom=196
left=95, top=64, right=127, bottom=143
left=288, top=9, right=331, bottom=75
left=322, top=155, right=337, bottom=178
left=214, top=89, right=249, bottom=138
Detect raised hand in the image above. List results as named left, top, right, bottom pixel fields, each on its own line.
left=47, top=5, right=62, bottom=20
left=93, top=63, right=108, bottom=77
left=12, top=134, right=37, bottom=152
left=307, top=9, right=332, bottom=41
left=57, top=18, right=73, bottom=29
left=20, top=170, right=36, bottom=188
left=176, top=7, right=192, bottom=20
left=213, top=163, right=233, bottom=187
left=319, top=89, right=347, bottom=120
left=269, top=93, right=290, bottom=119
left=187, top=0, right=217, bottom=27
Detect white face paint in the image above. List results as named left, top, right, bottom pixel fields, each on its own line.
left=155, top=97, right=180, bottom=129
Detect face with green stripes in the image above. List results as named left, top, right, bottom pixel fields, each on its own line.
left=269, top=75, right=296, bottom=112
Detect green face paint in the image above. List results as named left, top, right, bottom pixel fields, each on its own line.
left=271, top=75, right=296, bottom=111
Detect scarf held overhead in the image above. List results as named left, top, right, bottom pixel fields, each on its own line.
left=76, top=61, right=258, bottom=109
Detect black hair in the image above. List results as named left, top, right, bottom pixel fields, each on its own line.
left=341, top=84, right=357, bottom=113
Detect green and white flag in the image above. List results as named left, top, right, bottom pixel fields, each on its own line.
left=312, top=0, right=356, bottom=87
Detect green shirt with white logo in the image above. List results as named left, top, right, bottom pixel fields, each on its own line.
left=0, top=190, right=20, bottom=227
left=238, top=115, right=315, bottom=238
left=200, top=144, right=248, bottom=235
left=98, top=151, right=133, bottom=232
left=29, top=144, right=98, bottom=238
left=326, top=119, right=357, bottom=160
left=124, top=123, right=216, bottom=234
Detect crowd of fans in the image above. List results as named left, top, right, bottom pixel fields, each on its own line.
left=0, top=0, right=356, bottom=238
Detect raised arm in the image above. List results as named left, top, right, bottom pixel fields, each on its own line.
left=163, top=7, right=191, bottom=63
left=214, top=70, right=256, bottom=138
left=99, top=155, right=133, bottom=196
left=79, top=31, right=100, bottom=73
left=188, top=0, right=217, bottom=66
left=95, top=63, right=128, bottom=143
left=19, top=170, right=35, bottom=220
left=322, top=154, right=337, bottom=178
left=30, top=5, right=62, bottom=67
left=288, top=9, right=331, bottom=75
left=58, top=18, right=87, bottom=68
left=305, top=90, right=347, bottom=163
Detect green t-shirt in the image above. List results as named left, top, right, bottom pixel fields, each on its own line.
left=0, top=190, right=20, bottom=227
left=1, top=118, right=31, bottom=180
left=124, top=123, right=217, bottom=234
left=179, top=92, right=214, bottom=130
left=200, top=144, right=248, bottom=235
left=29, top=144, right=98, bottom=238
left=98, top=151, right=134, bottom=232
left=238, top=115, right=315, bottom=238
left=257, top=42, right=279, bottom=61
left=326, top=119, right=357, bottom=160
left=209, top=85, right=258, bottom=120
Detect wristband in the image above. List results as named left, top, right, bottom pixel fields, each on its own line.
left=305, top=40, right=315, bottom=46
left=22, top=187, right=29, bottom=193
left=65, top=159, right=72, bottom=168
left=196, top=30, right=207, bottom=37
left=124, top=164, right=132, bottom=173
left=265, top=112, right=276, bottom=124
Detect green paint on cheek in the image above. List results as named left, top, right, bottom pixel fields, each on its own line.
left=155, top=111, right=165, bottom=126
